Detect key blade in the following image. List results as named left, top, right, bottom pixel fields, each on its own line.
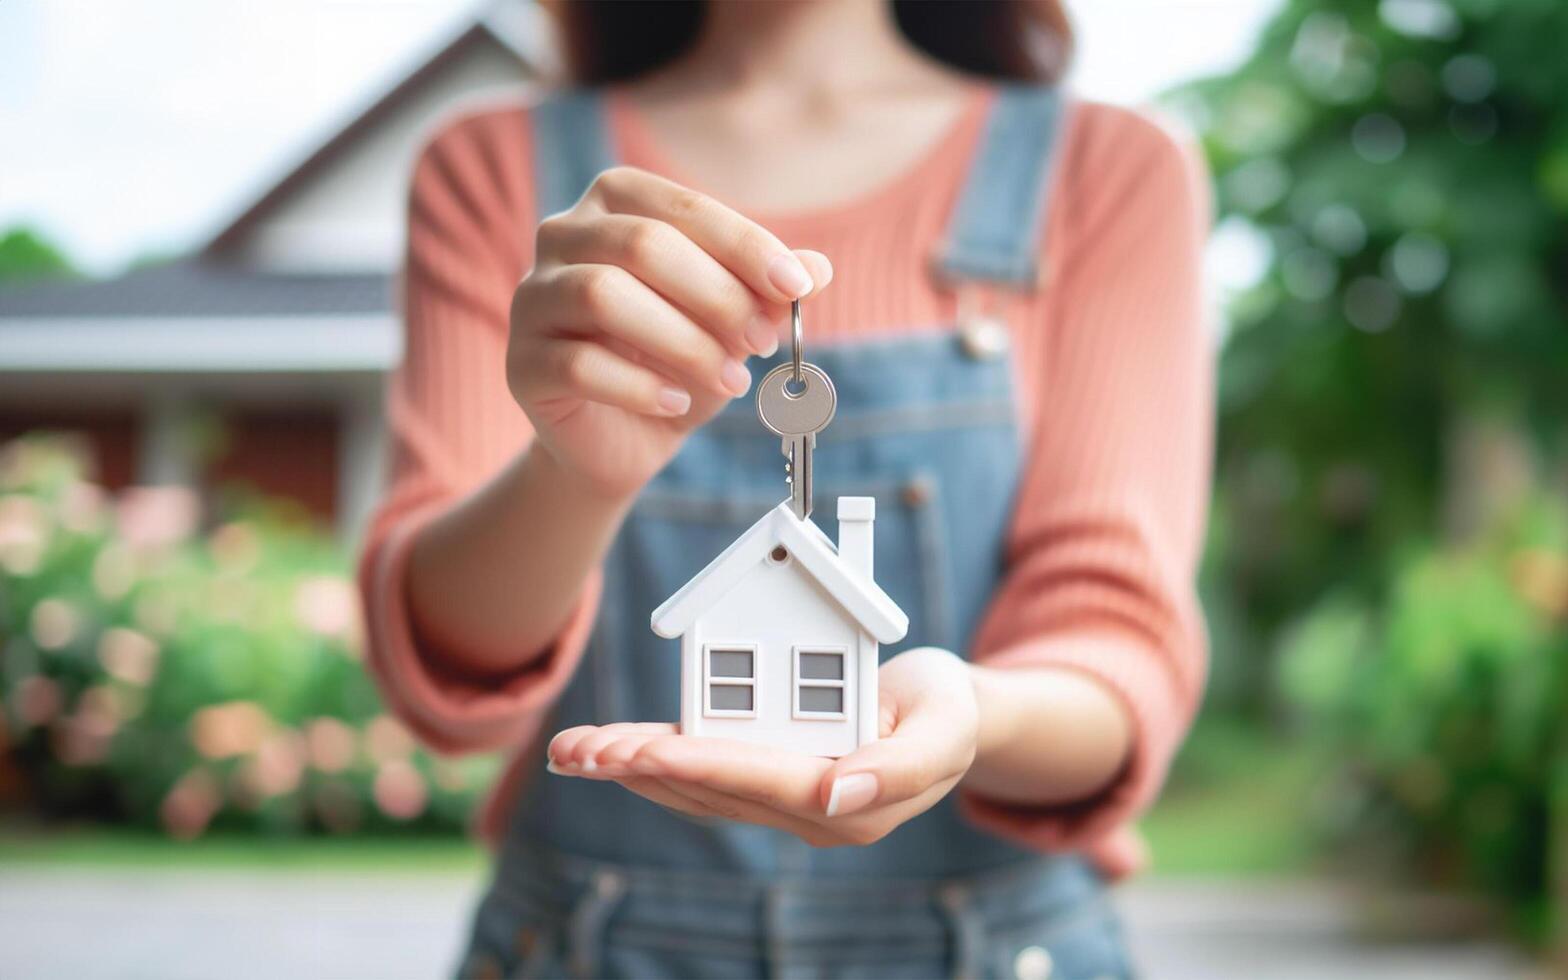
left=786, top=435, right=809, bottom=520
left=802, top=429, right=815, bottom=520
left=794, top=433, right=814, bottom=521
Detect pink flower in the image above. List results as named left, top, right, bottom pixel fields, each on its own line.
left=51, top=710, right=115, bottom=766
left=373, top=760, right=428, bottom=821
left=293, top=576, right=362, bottom=643
left=240, top=731, right=306, bottom=799
left=161, top=769, right=221, bottom=840
left=305, top=718, right=357, bottom=773
left=190, top=701, right=272, bottom=760
left=0, top=495, right=48, bottom=576
left=12, top=675, right=62, bottom=727
left=116, top=487, right=199, bottom=551
left=364, top=715, right=415, bottom=764
left=57, top=481, right=108, bottom=535
left=30, top=598, right=81, bottom=650
left=98, top=628, right=160, bottom=686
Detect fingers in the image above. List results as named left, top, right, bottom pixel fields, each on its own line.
left=588, top=167, right=820, bottom=305
left=819, top=648, right=977, bottom=816
left=515, top=338, right=693, bottom=418
left=547, top=723, right=676, bottom=774
left=519, top=265, right=751, bottom=399
left=538, top=213, right=782, bottom=357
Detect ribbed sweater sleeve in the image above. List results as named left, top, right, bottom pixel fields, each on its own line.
left=960, top=106, right=1213, bottom=872
left=357, top=109, right=599, bottom=755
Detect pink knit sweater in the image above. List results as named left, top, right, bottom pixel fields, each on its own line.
left=359, top=87, right=1213, bottom=877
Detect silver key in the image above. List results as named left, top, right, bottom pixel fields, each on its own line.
left=756, top=361, right=836, bottom=520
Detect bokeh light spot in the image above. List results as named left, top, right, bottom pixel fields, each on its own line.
left=1344, top=276, right=1402, bottom=332
left=1352, top=113, right=1407, bottom=164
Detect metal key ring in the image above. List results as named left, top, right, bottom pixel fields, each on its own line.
left=791, top=299, right=803, bottom=384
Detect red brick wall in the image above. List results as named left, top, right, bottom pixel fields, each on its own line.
left=0, top=407, right=340, bottom=523
left=0, top=410, right=140, bottom=490
left=209, top=409, right=339, bottom=521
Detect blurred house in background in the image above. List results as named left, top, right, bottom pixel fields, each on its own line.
left=0, top=3, right=548, bottom=538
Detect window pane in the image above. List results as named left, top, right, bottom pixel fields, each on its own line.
left=799, top=686, right=844, bottom=713
left=709, top=648, right=753, bottom=678
left=709, top=684, right=754, bottom=711
left=798, top=651, right=844, bottom=680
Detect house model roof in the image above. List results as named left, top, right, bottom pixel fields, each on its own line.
left=651, top=502, right=909, bottom=644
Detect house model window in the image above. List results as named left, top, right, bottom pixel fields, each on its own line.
left=793, top=647, right=847, bottom=719
left=704, top=645, right=757, bottom=717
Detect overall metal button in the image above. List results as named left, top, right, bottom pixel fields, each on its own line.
left=1014, top=944, right=1054, bottom=980
left=959, top=315, right=1010, bottom=360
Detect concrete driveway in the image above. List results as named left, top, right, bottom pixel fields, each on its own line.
left=0, top=867, right=1537, bottom=979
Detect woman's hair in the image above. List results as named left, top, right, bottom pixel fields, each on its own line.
left=547, top=1, right=1073, bottom=86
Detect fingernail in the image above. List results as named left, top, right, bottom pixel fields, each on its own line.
left=546, top=761, right=574, bottom=777
left=745, top=314, right=779, bottom=356
left=581, top=757, right=598, bottom=774
left=721, top=359, right=751, bottom=397
left=825, top=772, right=878, bottom=817
left=657, top=386, right=691, bottom=416
left=767, top=254, right=814, bottom=299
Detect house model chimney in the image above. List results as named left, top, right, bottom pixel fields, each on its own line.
left=836, top=496, right=875, bottom=579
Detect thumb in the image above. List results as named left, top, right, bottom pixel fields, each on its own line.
left=819, top=648, right=977, bottom=817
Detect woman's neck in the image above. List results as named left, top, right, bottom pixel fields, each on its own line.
left=615, top=0, right=977, bottom=217
left=689, top=1, right=912, bottom=93
left=643, top=0, right=947, bottom=105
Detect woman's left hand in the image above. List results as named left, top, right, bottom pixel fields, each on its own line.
left=545, top=647, right=978, bottom=847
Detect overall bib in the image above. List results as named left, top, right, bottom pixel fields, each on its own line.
left=459, top=87, right=1133, bottom=980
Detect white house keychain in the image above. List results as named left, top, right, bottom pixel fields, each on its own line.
left=650, top=301, right=909, bottom=758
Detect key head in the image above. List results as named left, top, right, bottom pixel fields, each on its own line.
left=756, top=363, right=837, bottom=437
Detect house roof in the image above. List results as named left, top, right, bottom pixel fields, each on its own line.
left=651, top=502, right=909, bottom=645
left=0, top=263, right=391, bottom=319
left=0, top=264, right=398, bottom=374
left=201, top=2, right=552, bottom=258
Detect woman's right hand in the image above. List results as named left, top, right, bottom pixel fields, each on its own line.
left=508, top=166, right=832, bottom=500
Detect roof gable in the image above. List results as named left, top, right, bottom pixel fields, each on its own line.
left=650, top=502, right=909, bottom=645
left=200, top=3, right=551, bottom=263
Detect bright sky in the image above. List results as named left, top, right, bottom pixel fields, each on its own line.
left=0, top=0, right=1280, bottom=275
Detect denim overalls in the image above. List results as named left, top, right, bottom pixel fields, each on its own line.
left=459, top=86, right=1133, bottom=980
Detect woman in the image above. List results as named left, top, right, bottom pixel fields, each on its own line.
left=359, top=1, right=1211, bottom=976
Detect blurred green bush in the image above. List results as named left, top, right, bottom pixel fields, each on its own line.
left=0, top=436, right=494, bottom=838
left=1173, top=0, right=1568, bottom=945
left=1182, top=0, right=1568, bottom=715
left=1279, top=494, right=1568, bottom=939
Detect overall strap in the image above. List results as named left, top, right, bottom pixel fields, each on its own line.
left=934, top=85, right=1066, bottom=291
left=530, top=89, right=618, bottom=220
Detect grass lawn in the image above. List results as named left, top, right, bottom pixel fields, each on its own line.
left=1139, top=718, right=1325, bottom=876
left=0, top=720, right=1322, bottom=878
left=0, top=824, right=486, bottom=874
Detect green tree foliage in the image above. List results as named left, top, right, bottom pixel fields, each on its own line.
left=1182, top=0, right=1568, bottom=709
left=1183, top=0, right=1568, bottom=941
left=0, top=228, right=77, bottom=283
